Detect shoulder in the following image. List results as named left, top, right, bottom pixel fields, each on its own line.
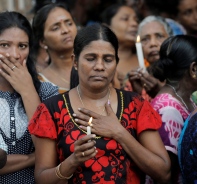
left=38, top=81, right=59, bottom=102
left=117, top=88, right=143, bottom=102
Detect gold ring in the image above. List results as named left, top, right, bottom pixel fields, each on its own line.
left=82, top=152, right=85, bottom=157
left=11, top=66, right=16, bottom=70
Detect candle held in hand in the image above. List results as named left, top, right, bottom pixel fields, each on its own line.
left=87, top=126, right=91, bottom=135
left=88, top=117, right=93, bottom=126
left=135, top=35, right=145, bottom=71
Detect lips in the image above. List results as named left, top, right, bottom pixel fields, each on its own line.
left=62, top=36, right=72, bottom=42
left=128, top=30, right=137, bottom=36
left=149, top=51, right=159, bottom=57
left=90, top=75, right=106, bottom=80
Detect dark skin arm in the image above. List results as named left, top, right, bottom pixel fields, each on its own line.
left=31, top=134, right=97, bottom=184
left=0, top=148, right=7, bottom=169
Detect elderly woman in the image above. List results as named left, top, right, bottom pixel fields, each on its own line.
left=28, top=23, right=170, bottom=184
left=127, top=15, right=172, bottom=99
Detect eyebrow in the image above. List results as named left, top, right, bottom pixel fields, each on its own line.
left=0, top=40, right=29, bottom=43
left=51, top=19, right=72, bottom=27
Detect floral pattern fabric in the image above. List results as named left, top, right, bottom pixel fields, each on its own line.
left=148, top=93, right=190, bottom=184
left=29, top=89, right=161, bottom=184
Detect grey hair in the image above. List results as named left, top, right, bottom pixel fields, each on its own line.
left=138, top=15, right=173, bottom=36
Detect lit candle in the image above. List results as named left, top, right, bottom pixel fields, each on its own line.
left=135, top=35, right=145, bottom=71
left=87, top=126, right=91, bottom=135
left=88, top=117, right=93, bottom=126
left=87, top=117, right=93, bottom=135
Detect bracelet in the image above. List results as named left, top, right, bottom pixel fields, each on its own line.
left=55, top=162, right=73, bottom=180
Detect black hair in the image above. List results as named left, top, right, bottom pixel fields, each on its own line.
left=144, top=0, right=179, bottom=18
left=70, top=23, right=119, bottom=88
left=151, top=35, right=197, bottom=82
left=100, top=3, right=125, bottom=26
left=0, top=11, right=41, bottom=93
left=32, top=2, right=70, bottom=50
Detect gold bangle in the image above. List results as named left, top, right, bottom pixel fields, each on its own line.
left=55, top=163, right=73, bottom=180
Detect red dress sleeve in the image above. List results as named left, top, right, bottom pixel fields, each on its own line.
left=28, top=103, right=57, bottom=140
left=134, top=98, right=162, bottom=135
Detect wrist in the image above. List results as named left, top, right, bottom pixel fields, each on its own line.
left=112, top=126, right=126, bottom=141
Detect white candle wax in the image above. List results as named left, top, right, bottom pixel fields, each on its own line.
left=135, top=35, right=145, bottom=71
left=87, top=126, right=91, bottom=135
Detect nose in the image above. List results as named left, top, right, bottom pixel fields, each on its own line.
left=149, top=36, right=158, bottom=47
left=93, top=59, right=105, bottom=71
left=61, top=24, right=69, bottom=34
left=12, top=47, right=20, bottom=60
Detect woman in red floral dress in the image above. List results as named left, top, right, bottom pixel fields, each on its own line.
left=28, top=23, right=171, bottom=184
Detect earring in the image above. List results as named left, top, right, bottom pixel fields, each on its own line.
left=75, top=67, right=77, bottom=70
left=44, top=45, right=48, bottom=50
left=193, top=74, right=196, bottom=79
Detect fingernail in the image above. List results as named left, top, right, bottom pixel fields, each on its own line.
left=108, top=100, right=110, bottom=105
left=92, top=134, right=96, bottom=138
left=6, top=53, right=9, bottom=57
left=78, top=108, right=81, bottom=111
left=75, top=119, right=78, bottom=122
left=73, top=113, right=76, bottom=117
left=0, top=54, right=3, bottom=58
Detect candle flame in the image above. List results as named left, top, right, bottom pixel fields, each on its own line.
left=88, top=117, right=93, bottom=126
left=136, top=35, right=140, bottom=43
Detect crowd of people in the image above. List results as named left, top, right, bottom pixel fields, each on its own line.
left=0, top=0, right=197, bottom=183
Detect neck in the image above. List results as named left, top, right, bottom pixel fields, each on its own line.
left=48, top=51, right=73, bottom=70
left=118, top=47, right=134, bottom=62
left=78, top=84, right=110, bottom=100
left=166, top=82, right=194, bottom=111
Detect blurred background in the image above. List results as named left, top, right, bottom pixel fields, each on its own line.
left=0, top=0, right=34, bottom=20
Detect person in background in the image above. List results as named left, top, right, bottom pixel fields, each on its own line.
left=101, top=3, right=139, bottom=88
left=28, top=23, right=170, bottom=184
left=178, top=105, right=197, bottom=183
left=127, top=16, right=172, bottom=99
left=0, top=11, right=58, bottom=183
left=176, top=0, right=197, bottom=37
left=147, top=35, right=197, bottom=183
left=32, top=2, right=77, bottom=93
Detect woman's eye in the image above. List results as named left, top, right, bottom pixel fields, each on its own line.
left=67, top=21, right=73, bottom=26
left=104, top=58, right=113, bottom=63
left=86, top=58, right=94, bottom=61
left=52, top=26, right=59, bottom=31
left=0, top=43, right=9, bottom=48
left=19, top=44, right=28, bottom=49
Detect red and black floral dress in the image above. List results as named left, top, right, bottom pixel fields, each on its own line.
left=28, top=89, right=161, bottom=184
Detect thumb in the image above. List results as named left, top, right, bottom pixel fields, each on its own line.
left=105, top=100, right=113, bottom=116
